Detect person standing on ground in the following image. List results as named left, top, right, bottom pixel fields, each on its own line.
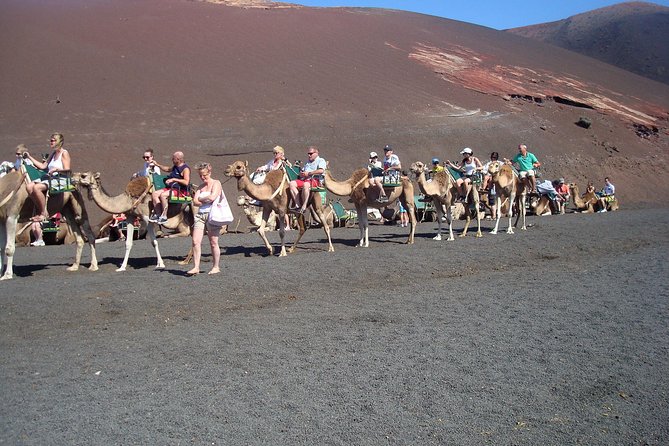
left=187, top=163, right=223, bottom=276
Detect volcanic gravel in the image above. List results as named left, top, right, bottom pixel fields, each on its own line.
left=1, top=209, right=668, bottom=445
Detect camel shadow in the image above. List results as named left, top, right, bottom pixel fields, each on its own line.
left=223, top=244, right=277, bottom=257
left=11, top=262, right=69, bottom=277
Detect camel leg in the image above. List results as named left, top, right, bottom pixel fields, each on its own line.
left=256, top=207, right=275, bottom=256
left=356, top=204, right=369, bottom=247
left=147, top=222, right=165, bottom=269
left=116, top=222, right=135, bottom=272
left=315, top=204, right=334, bottom=252
left=0, top=218, right=17, bottom=280
left=288, top=214, right=307, bottom=254
left=474, top=192, right=483, bottom=238
left=81, top=217, right=99, bottom=272
left=66, top=228, right=84, bottom=271
left=433, top=200, right=443, bottom=241
left=406, top=203, right=416, bottom=245
left=461, top=209, right=471, bottom=238
left=0, top=221, right=5, bottom=277
left=507, top=192, right=516, bottom=234
left=519, top=193, right=527, bottom=231
left=491, top=196, right=502, bottom=235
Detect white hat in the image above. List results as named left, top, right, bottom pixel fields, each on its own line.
left=369, top=151, right=378, bottom=158
left=460, top=147, right=473, bottom=155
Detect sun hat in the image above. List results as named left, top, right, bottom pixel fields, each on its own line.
left=369, top=151, right=378, bottom=158
left=432, top=158, right=440, bottom=164
left=383, top=145, right=392, bottom=152
left=460, top=147, right=473, bottom=155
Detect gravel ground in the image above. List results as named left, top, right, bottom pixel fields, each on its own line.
left=1, top=209, right=668, bottom=445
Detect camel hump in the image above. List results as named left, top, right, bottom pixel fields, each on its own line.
left=265, top=169, right=285, bottom=187
left=351, top=168, right=368, bottom=184
left=126, top=176, right=150, bottom=198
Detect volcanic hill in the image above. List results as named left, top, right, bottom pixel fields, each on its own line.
left=507, top=1, right=669, bottom=85
left=0, top=0, right=667, bottom=224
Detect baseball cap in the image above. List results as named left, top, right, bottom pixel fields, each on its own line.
left=460, top=147, right=473, bottom=155
left=558, top=178, right=565, bottom=184
left=383, top=145, right=392, bottom=152
left=369, top=151, right=378, bottom=158
left=432, top=158, right=440, bottom=164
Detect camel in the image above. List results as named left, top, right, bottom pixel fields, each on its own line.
left=224, top=160, right=334, bottom=256
left=72, top=171, right=193, bottom=271
left=1, top=170, right=29, bottom=280
left=409, top=161, right=457, bottom=241
left=410, top=162, right=482, bottom=239
left=237, top=195, right=278, bottom=231
left=324, top=168, right=416, bottom=247
left=487, top=161, right=526, bottom=234
left=569, top=183, right=619, bottom=213
left=2, top=166, right=98, bottom=279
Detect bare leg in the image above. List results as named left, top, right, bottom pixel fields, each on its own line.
left=208, top=231, right=221, bottom=274
left=187, top=226, right=204, bottom=275
left=159, top=190, right=169, bottom=218
left=300, top=184, right=311, bottom=212
left=289, top=181, right=300, bottom=209
left=27, top=183, right=48, bottom=219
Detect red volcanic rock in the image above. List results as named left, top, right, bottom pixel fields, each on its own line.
left=0, top=0, right=667, bottom=222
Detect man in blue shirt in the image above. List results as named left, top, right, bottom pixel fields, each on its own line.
left=509, top=144, right=540, bottom=193
left=289, top=146, right=326, bottom=214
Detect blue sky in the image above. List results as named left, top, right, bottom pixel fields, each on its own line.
left=293, top=0, right=669, bottom=29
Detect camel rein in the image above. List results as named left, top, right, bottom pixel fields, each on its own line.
left=268, top=169, right=288, bottom=200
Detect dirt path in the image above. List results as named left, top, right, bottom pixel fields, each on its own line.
left=1, top=209, right=668, bottom=444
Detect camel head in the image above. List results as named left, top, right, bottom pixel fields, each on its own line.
left=225, top=160, right=249, bottom=178
left=71, top=171, right=100, bottom=188
left=487, top=160, right=502, bottom=176
left=409, top=161, right=427, bottom=176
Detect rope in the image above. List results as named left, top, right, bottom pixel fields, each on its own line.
left=130, top=179, right=152, bottom=210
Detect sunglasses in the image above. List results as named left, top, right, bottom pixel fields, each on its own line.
left=307, top=152, right=316, bottom=155
left=143, top=156, right=152, bottom=159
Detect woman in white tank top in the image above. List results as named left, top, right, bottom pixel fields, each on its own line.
left=188, top=162, right=223, bottom=276
left=445, top=147, right=483, bottom=201
left=23, top=133, right=71, bottom=222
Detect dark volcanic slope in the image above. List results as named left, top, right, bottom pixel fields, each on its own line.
left=0, top=0, right=668, bottom=219
left=507, top=2, right=669, bottom=85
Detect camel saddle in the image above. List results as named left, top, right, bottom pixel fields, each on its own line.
left=126, top=176, right=151, bottom=198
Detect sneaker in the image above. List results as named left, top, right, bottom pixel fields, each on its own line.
left=30, top=239, right=45, bottom=247
left=598, top=209, right=607, bottom=213
left=156, top=215, right=168, bottom=224
left=376, top=196, right=389, bottom=203
left=148, top=214, right=159, bottom=223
